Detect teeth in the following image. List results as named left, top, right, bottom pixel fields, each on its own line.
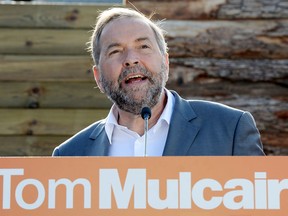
left=125, top=75, right=144, bottom=81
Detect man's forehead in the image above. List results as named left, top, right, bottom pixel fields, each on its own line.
left=100, top=17, right=155, bottom=43
left=105, top=16, right=151, bottom=29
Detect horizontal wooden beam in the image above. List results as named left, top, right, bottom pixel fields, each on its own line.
left=0, top=28, right=89, bottom=55
left=169, top=58, right=288, bottom=84
left=0, top=4, right=119, bottom=29
left=0, top=81, right=112, bottom=108
left=0, top=135, right=67, bottom=156
left=1, top=19, right=288, bottom=59
left=1, top=55, right=287, bottom=82
left=170, top=82, right=288, bottom=101
left=163, top=19, right=288, bottom=59
left=0, top=108, right=109, bottom=136
left=0, top=55, right=93, bottom=82
left=129, top=0, right=288, bottom=20
left=264, top=141, right=288, bottom=156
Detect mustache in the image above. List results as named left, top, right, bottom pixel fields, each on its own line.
left=118, top=65, right=153, bottom=84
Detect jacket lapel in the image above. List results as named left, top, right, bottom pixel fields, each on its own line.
left=162, top=91, right=200, bottom=156
left=88, top=120, right=110, bottom=156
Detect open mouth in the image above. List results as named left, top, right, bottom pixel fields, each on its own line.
left=124, top=75, right=148, bottom=84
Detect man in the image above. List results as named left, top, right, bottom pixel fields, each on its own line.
left=52, top=7, right=265, bottom=156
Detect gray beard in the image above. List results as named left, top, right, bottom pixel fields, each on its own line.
left=99, top=63, right=167, bottom=115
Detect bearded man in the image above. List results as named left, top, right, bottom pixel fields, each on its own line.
left=52, top=7, right=265, bottom=156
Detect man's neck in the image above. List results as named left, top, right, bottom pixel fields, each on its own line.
left=117, top=90, right=167, bottom=136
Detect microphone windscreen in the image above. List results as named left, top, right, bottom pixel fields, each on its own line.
left=141, top=107, right=152, bottom=120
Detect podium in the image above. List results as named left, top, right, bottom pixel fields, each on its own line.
left=0, top=156, right=287, bottom=215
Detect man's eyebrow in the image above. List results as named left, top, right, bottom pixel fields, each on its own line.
left=105, top=42, right=121, bottom=52
left=136, top=37, right=151, bottom=43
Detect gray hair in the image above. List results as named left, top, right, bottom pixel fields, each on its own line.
left=88, top=7, right=168, bottom=66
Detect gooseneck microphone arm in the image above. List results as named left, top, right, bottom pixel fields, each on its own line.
left=141, top=107, right=151, bottom=157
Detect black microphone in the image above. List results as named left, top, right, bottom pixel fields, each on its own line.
left=141, top=107, right=152, bottom=157
left=141, top=107, right=151, bottom=120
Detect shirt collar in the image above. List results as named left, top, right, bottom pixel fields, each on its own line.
left=105, top=88, right=175, bottom=144
left=105, top=104, right=119, bottom=144
left=158, top=89, right=175, bottom=126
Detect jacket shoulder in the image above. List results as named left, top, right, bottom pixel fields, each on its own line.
left=188, top=99, right=244, bottom=117
left=52, top=119, right=105, bottom=156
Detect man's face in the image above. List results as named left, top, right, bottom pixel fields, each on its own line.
left=93, top=17, right=169, bottom=115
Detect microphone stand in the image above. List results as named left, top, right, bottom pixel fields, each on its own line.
left=141, top=107, right=151, bottom=157
left=144, top=117, right=148, bottom=156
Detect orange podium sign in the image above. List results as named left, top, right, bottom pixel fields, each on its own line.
left=0, top=156, right=287, bottom=216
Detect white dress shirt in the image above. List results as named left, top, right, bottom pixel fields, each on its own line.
left=105, top=89, right=175, bottom=156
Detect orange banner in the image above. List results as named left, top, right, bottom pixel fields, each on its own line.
left=0, top=156, right=287, bottom=216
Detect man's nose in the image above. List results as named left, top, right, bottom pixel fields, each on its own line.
left=123, top=50, right=139, bottom=67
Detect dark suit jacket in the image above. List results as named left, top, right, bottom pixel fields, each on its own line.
left=52, top=91, right=265, bottom=156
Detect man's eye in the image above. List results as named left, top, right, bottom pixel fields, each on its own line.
left=141, top=44, right=149, bottom=49
left=109, top=50, right=119, bottom=55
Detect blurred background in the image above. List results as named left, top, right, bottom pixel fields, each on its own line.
left=0, top=0, right=287, bottom=156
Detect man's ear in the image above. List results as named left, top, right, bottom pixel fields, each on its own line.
left=93, top=65, right=104, bottom=93
left=165, top=52, right=169, bottom=67
left=164, top=52, right=169, bottom=81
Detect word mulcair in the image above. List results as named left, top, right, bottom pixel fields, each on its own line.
left=0, top=168, right=287, bottom=210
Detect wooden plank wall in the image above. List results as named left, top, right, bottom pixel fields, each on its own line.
left=0, top=0, right=287, bottom=156
left=0, top=4, right=114, bottom=156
